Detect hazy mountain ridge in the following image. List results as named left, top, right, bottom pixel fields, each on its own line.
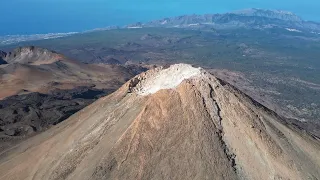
left=231, top=8, right=303, bottom=21
left=129, top=8, right=320, bottom=33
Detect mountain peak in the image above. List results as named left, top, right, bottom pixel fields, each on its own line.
left=132, top=64, right=203, bottom=95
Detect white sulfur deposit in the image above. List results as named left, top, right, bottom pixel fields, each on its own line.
left=136, top=64, right=202, bottom=95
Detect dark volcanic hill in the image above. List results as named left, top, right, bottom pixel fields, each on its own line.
left=105, top=57, right=122, bottom=65
left=0, top=87, right=114, bottom=151
left=0, top=64, right=319, bottom=180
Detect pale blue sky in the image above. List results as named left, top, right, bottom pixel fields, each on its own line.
left=1, top=0, right=319, bottom=35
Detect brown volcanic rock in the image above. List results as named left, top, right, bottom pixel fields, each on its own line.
left=0, top=64, right=319, bottom=180
left=0, top=47, right=140, bottom=99
left=4, top=46, right=65, bottom=65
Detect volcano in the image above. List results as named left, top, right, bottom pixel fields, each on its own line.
left=0, top=64, right=319, bottom=180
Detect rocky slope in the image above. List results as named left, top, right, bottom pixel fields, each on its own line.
left=0, top=64, right=318, bottom=180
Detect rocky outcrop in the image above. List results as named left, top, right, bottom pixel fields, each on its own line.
left=0, top=51, right=6, bottom=58
left=0, top=64, right=319, bottom=180
left=4, top=46, right=65, bottom=65
left=0, top=50, right=7, bottom=64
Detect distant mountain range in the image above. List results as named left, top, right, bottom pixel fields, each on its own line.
left=1, top=8, right=320, bottom=46
left=127, top=8, right=320, bottom=33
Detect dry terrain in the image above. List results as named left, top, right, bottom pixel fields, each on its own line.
left=0, top=46, right=147, bottom=148
left=0, top=47, right=139, bottom=99
left=0, top=64, right=318, bottom=180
